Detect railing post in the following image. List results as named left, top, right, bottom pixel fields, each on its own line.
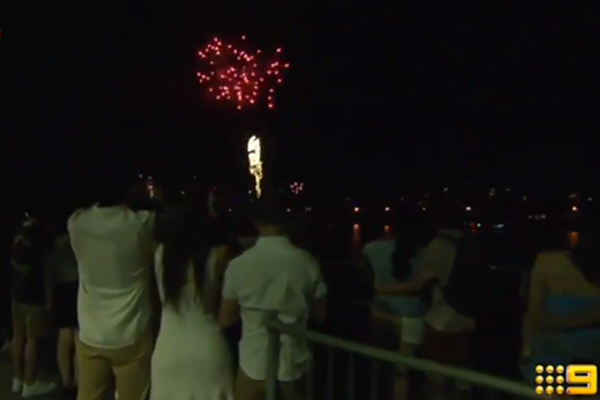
left=266, top=315, right=280, bottom=400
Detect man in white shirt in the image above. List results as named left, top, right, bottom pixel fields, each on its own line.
left=219, top=196, right=327, bottom=400
left=68, top=183, right=156, bottom=400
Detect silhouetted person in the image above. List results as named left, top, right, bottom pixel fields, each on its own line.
left=219, top=194, right=327, bottom=400
left=69, top=182, right=156, bottom=400
left=10, top=214, right=56, bottom=397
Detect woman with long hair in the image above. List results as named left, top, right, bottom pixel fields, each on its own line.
left=365, top=208, right=431, bottom=400
left=150, top=212, right=234, bottom=400
left=521, top=212, right=600, bottom=384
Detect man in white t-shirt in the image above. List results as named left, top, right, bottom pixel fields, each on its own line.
left=68, top=184, right=156, bottom=400
left=219, top=196, right=327, bottom=400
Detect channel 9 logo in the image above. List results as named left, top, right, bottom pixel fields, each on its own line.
left=535, top=364, right=598, bottom=396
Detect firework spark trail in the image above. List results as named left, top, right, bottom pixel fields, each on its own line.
left=196, top=36, right=290, bottom=110
left=247, top=135, right=263, bottom=198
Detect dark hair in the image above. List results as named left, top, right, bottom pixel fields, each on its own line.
left=160, top=211, right=210, bottom=312
left=391, top=207, right=430, bottom=281
left=249, top=192, right=287, bottom=226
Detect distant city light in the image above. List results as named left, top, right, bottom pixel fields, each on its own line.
left=588, top=197, right=593, bottom=202
left=353, top=207, right=360, bottom=213
left=286, top=208, right=291, bottom=213
left=290, top=181, right=304, bottom=195
left=443, top=187, right=448, bottom=192
left=465, top=206, right=472, bottom=211
left=572, top=206, right=578, bottom=212
left=522, top=196, right=527, bottom=201
left=146, top=177, right=155, bottom=198
left=305, top=207, right=312, bottom=212
left=422, top=207, right=426, bottom=211
left=384, top=206, right=390, bottom=212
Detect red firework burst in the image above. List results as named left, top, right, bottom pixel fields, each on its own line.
left=196, top=35, right=290, bottom=110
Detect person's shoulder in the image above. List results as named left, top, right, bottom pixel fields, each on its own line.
left=126, top=208, right=154, bottom=221
left=289, top=246, right=320, bottom=270
left=534, top=250, right=571, bottom=271
left=363, top=240, right=378, bottom=252
left=227, top=250, right=253, bottom=272
left=68, top=207, right=91, bottom=224
left=119, top=208, right=155, bottom=231
left=427, top=235, right=451, bottom=251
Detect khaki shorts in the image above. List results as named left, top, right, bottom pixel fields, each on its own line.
left=11, top=302, right=48, bottom=339
left=76, top=331, right=154, bottom=400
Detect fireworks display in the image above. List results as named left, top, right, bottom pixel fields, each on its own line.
left=196, top=36, right=290, bottom=110
left=290, top=181, right=304, bottom=195
left=247, top=135, right=263, bottom=198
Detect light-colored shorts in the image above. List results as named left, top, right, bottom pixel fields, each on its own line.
left=399, top=317, right=425, bottom=345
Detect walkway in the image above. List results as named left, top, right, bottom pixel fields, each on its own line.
left=0, top=354, right=62, bottom=400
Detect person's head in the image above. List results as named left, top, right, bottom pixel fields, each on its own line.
left=391, top=206, right=431, bottom=280
left=161, top=211, right=211, bottom=312
left=249, top=193, right=288, bottom=236
left=395, top=206, right=430, bottom=241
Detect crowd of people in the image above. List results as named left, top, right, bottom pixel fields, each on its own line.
left=1, top=181, right=599, bottom=400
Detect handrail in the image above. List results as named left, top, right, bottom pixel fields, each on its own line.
left=265, top=318, right=538, bottom=399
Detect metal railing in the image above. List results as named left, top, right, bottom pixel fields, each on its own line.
left=265, top=318, right=537, bottom=400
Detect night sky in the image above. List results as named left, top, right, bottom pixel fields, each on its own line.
left=5, top=4, right=599, bottom=208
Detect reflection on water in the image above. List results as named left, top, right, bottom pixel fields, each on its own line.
left=352, top=224, right=360, bottom=244
left=344, top=223, right=580, bottom=248
left=568, top=231, right=579, bottom=248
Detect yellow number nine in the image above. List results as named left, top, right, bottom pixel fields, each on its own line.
left=567, top=365, right=598, bottom=396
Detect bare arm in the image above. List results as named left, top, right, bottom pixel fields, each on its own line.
left=218, top=263, right=240, bottom=329
left=218, top=298, right=240, bottom=329
left=203, top=245, right=230, bottom=317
